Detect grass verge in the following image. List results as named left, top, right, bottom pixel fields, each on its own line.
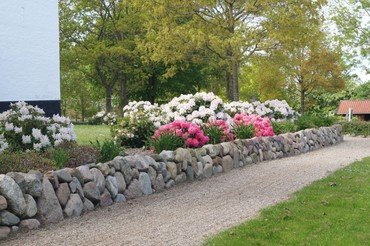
left=205, top=157, right=370, bottom=246
left=74, top=124, right=111, bottom=145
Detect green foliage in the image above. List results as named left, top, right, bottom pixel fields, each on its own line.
left=295, top=114, right=338, bottom=131
left=113, top=114, right=155, bottom=148
left=0, top=151, right=54, bottom=174
left=205, top=157, right=370, bottom=245
left=49, top=148, right=70, bottom=170
left=203, top=126, right=224, bottom=144
left=92, top=140, right=123, bottom=163
left=340, top=120, right=370, bottom=137
left=234, top=125, right=254, bottom=140
left=272, top=121, right=297, bottom=135
left=149, top=133, right=184, bottom=153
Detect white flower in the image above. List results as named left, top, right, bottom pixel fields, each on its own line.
left=33, top=143, right=42, bottom=151
left=14, top=127, right=22, bottom=133
left=22, top=135, right=32, bottom=144
left=32, top=128, right=43, bottom=140
left=19, top=106, right=29, bottom=115
left=5, top=122, right=14, bottom=131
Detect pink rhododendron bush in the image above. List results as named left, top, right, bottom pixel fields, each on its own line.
left=233, top=113, right=275, bottom=137
left=0, top=102, right=76, bottom=153
left=203, top=120, right=234, bottom=144
left=153, top=121, right=209, bottom=148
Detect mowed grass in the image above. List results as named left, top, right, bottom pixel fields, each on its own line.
left=74, top=124, right=112, bottom=145
left=205, top=158, right=370, bottom=246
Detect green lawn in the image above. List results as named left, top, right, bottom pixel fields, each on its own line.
left=74, top=124, right=111, bottom=145
left=205, top=158, right=370, bottom=246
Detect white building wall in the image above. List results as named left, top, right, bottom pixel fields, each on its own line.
left=0, top=0, right=60, bottom=102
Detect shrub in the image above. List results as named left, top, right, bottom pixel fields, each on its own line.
left=340, top=120, right=370, bottom=137
left=48, top=148, right=70, bottom=170
left=89, top=111, right=117, bottom=125
left=0, top=101, right=76, bottom=153
left=272, top=121, right=297, bottom=135
left=149, top=132, right=185, bottom=153
left=234, top=124, right=255, bottom=139
left=112, top=112, right=155, bottom=148
left=153, top=120, right=209, bottom=148
left=92, top=140, right=123, bottom=162
left=203, top=120, right=234, bottom=144
left=233, top=113, right=275, bottom=137
left=295, top=114, right=337, bottom=130
left=0, top=151, right=54, bottom=174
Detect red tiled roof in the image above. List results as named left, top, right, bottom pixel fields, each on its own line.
left=337, top=100, right=370, bottom=114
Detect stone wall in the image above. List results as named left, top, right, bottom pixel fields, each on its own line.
left=0, top=125, right=343, bottom=239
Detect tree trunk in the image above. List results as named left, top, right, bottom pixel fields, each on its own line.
left=105, top=86, right=113, bottom=113
left=226, top=70, right=233, bottom=100
left=148, top=73, right=157, bottom=104
left=232, top=58, right=239, bottom=101
left=300, top=90, right=305, bottom=115
left=119, top=76, right=128, bottom=116
left=80, top=97, right=86, bottom=122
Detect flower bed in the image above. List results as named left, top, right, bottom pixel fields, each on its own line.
left=0, top=124, right=342, bottom=239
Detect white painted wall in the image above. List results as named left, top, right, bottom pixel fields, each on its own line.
left=0, top=0, right=60, bottom=102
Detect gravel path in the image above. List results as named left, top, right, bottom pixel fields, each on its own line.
left=3, top=136, right=370, bottom=246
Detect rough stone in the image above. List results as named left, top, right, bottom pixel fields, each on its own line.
left=120, top=160, right=132, bottom=184
left=174, top=148, right=192, bottom=171
left=221, top=142, right=231, bottom=155
left=194, top=162, right=204, bottom=180
left=114, top=194, right=126, bottom=203
left=83, top=182, right=100, bottom=204
left=0, top=174, right=26, bottom=216
left=90, top=168, right=105, bottom=194
left=147, top=166, right=157, bottom=184
left=55, top=169, right=73, bottom=183
left=99, top=189, right=113, bottom=207
left=153, top=174, right=165, bottom=192
left=11, top=225, right=19, bottom=232
left=114, top=172, right=126, bottom=194
left=203, top=155, right=213, bottom=165
left=36, top=177, right=64, bottom=224
left=44, top=171, right=59, bottom=189
left=175, top=172, right=187, bottom=184
left=64, top=194, right=83, bottom=218
left=221, top=155, right=234, bottom=173
left=149, top=154, right=163, bottom=162
left=203, top=164, right=213, bottom=178
left=19, top=219, right=40, bottom=230
left=0, top=196, right=7, bottom=211
left=213, top=165, right=223, bottom=174
left=83, top=198, right=95, bottom=212
left=76, top=165, right=94, bottom=183
left=0, top=226, right=11, bottom=239
left=163, top=169, right=171, bottom=182
left=166, top=162, right=177, bottom=180
left=134, top=155, right=150, bottom=171
left=203, top=144, right=220, bottom=158
left=165, top=179, right=175, bottom=189
left=123, top=156, right=139, bottom=168
left=97, top=163, right=110, bottom=176
left=65, top=168, right=84, bottom=185
left=9, top=172, right=41, bottom=197
left=131, top=168, right=139, bottom=180
left=186, top=166, right=194, bottom=181
left=212, top=156, right=222, bottom=166
left=139, top=173, right=152, bottom=195
left=124, top=179, right=143, bottom=199
left=69, top=177, right=84, bottom=201
left=0, top=210, right=20, bottom=226
left=159, top=150, right=175, bottom=161
left=56, top=183, right=71, bottom=208
left=24, top=194, right=37, bottom=218
left=105, top=176, right=118, bottom=198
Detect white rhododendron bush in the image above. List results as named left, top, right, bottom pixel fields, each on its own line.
left=0, top=102, right=76, bottom=153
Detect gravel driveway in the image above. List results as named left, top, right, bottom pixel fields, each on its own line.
left=3, top=136, right=370, bottom=246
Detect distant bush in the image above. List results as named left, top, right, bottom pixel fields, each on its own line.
left=295, top=114, right=337, bottom=131
left=149, top=132, right=185, bottom=153
left=272, top=121, right=297, bottom=135
left=92, top=140, right=123, bottom=162
left=339, top=120, right=370, bottom=137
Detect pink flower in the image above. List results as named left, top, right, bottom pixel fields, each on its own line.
left=233, top=113, right=275, bottom=137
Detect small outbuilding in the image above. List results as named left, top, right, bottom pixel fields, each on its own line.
left=337, top=100, right=370, bottom=121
